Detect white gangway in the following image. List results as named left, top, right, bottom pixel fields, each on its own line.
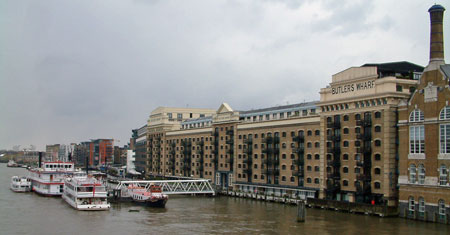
left=115, top=179, right=215, bottom=198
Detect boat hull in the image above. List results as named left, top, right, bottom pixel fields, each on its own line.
left=62, top=194, right=110, bottom=211
left=133, top=198, right=168, bottom=208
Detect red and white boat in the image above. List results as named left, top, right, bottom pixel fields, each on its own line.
left=127, top=184, right=168, bottom=208
left=28, top=162, right=75, bottom=196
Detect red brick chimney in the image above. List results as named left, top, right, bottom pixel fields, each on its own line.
left=428, top=4, right=445, bottom=64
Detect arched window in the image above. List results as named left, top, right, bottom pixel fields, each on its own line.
left=281, top=176, right=286, bottom=181
left=314, top=178, right=319, bottom=184
left=409, top=164, right=417, bottom=183
left=374, top=168, right=381, bottom=175
left=418, top=164, right=425, bottom=184
left=409, top=197, right=415, bottom=213
left=439, top=165, right=448, bottom=186
left=438, top=200, right=446, bottom=216
left=440, top=106, right=450, bottom=120
left=343, top=167, right=348, bottom=173
left=343, top=180, right=348, bottom=186
left=374, top=182, right=381, bottom=189
left=410, top=109, right=424, bottom=122
left=307, top=178, right=312, bottom=183
left=282, top=165, right=286, bottom=170
left=410, top=125, right=425, bottom=154
left=290, top=177, right=295, bottom=182
left=440, top=106, right=450, bottom=154
left=419, top=197, right=425, bottom=213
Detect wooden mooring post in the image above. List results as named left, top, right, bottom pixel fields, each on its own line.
left=297, top=200, right=306, bottom=222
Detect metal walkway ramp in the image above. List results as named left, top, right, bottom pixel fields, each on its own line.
left=114, top=179, right=215, bottom=198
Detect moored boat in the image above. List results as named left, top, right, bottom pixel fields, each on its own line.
left=128, top=184, right=168, bottom=208
left=7, top=160, right=19, bottom=168
left=28, top=161, right=76, bottom=196
left=10, top=176, right=31, bottom=192
left=62, top=172, right=110, bottom=211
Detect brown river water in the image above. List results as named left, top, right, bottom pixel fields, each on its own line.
left=0, top=164, right=448, bottom=235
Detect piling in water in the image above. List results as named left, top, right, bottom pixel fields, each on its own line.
left=297, top=201, right=306, bottom=222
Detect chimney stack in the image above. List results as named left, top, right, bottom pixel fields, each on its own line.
left=38, top=152, right=42, bottom=168
left=428, top=4, right=446, bottom=64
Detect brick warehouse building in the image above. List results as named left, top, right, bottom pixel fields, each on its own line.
left=142, top=5, right=448, bottom=222
left=398, top=5, right=450, bottom=223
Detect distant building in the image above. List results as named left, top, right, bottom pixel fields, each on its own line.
left=132, top=125, right=147, bottom=174
left=45, top=144, right=60, bottom=161
left=87, top=139, right=114, bottom=167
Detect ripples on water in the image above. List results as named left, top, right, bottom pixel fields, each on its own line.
left=0, top=164, right=448, bottom=235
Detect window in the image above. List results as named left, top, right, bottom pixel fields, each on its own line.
left=307, top=178, right=312, bottom=183
left=410, top=109, right=424, bottom=122
left=343, top=115, right=349, bottom=121
left=374, top=154, right=381, bottom=161
left=343, top=180, right=348, bottom=186
left=314, top=154, right=320, bottom=160
left=375, top=140, right=381, bottom=147
left=438, top=200, right=446, bottom=217
left=343, top=141, right=349, bottom=147
left=315, top=142, right=320, bottom=148
left=314, top=178, right=319, bottom=184
left=440, top=106, right=450, bottom=120
left=409, top=164, right=417, bottom=183
left=375, top=112, right=381, bottom=118
left=396, top=85, right=403, bottom=92
left=418, top=164, right=425, bottom=184
left=375, top=126, right=381, bottom=132
left=409, top=197, right=415, bottom=213
left=410, top=126, right=425, bottom=153
left=374, top=182, right=381, bottom=189
left=307, top=130, right=312, bottom=136
left=343, top=128, right=349, bottom=134
left=343, top=154, right=348, bottom=160
left=282, top=176, right=286, bottom=181
left=307, top=142, right=312, bottom=148
left=419, top=197, right=425, bottom=213
left=374, top=168, right=381, bottom=175
left=343, top=167, right=348, bottom=173
left=440, top=165, right=448, bottom=186
left=314, top=166, right=320, bottom=172
left=290, top=177, right=295, bottom=182
left=315, top=130, right=320, bottom=136
left=307, top=154, right=312, bottom=160
left=440, top=124, right=450, bottom=154
left=307, top=166, right=312, bottom=171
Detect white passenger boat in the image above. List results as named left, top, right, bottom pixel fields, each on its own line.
left=128, top=184, right=168, bottom=208
left=7, top=160, right=19, bottom=168
left=62, top=172, right=110, bottom=211
left=28, top=161, right=76, bottom=196
left=10, top=176, right=31, bottom=192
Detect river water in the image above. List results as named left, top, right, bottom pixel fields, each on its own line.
left=0, top=164, right=448, bottom=235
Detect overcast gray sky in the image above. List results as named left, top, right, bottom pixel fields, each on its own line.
left=0, top=0, right=448, bottom=150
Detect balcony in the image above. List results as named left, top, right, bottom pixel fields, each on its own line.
left=327, top=135, right=341, bottom=142
left=196, top=149, right=204, bottom=155
left=226, top=139, right=234, bottom=145
left=265, top=168, right=280, bottom=175
left=356, top=133, right=372, bottom=140
left=196, top=166, right=204, bottom=171
left=243, top=158, right=252, bottom=165
left=293, top=158, right=304, bottom=166
left=292, top=147, right=305, bottom=155
left=262, top=148, right=274, bottom=154
left=292, top=170, right=304, bottom=177
left=196, top=158, right=204, bottom=164
left=245, top=148, right=253, bottom=155
left=243, top=168, right=252, bottom=175
left=226, top=157, right=234, bottom=165
left=212, top=149, right=218, bottom=155
left=226, top=129, right=234, bottom=135
left=327, top=172, right=340, bottom=179
left=326, top=181, right=341, bottom=192
left=263, top=158, right=279, bottom=166
left=356, top=146, right=371, bottom=154
left=356, top=119, right=372, bottom=127
left=327, top=146, right=341, bottom=154
left=292, top=135, right=305, bottom=142
left=327, top=121, right=341, bottom=129
left=183, top=150, right=191, bottom=156
left=327, top=159, right=341, bottom=168
left=356, top=174, right=371, bottom=181
left=227, top=149, right=234, bottom=155
left=243, top=138, right=253, bottom=144
left=182, top=164, right=191, bottom=171
left=169, top=149, right=176, bottom=155
left=212, top=157, right=218, bottom=164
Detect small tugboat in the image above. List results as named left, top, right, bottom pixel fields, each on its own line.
left=10, top=176, right=32, bottom=192
left=62, top=172, right=110, bottom=211
left=128, top=184, right=168, bottom=208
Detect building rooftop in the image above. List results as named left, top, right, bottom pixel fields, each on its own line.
left=362, top=61, right=424, bottom=78
left=239, top=101, right=318, bottom=117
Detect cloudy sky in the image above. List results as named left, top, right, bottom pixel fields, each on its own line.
left=0, top=0, right=448, bottom=150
